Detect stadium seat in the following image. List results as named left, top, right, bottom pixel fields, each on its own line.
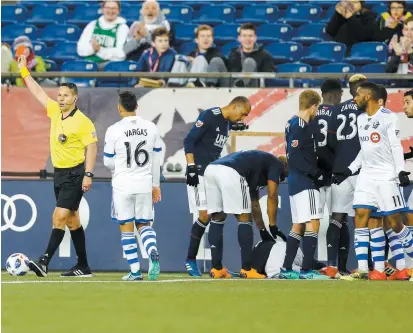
left=61, top=60, right=98, bottom=87
left=1, top=24, right=38, bottom=45
left=68, top=4, right=102, bottom=27
left=220, top=41, right=239, bottom=58
left=360, top=63, right=386, bottom=73
left=269, top=62, right=312, bottom=87
left=317, top=62, right=355, bottom=73
left=58, top=1, right=91, bottom=10
left=314, top=1, right=337, bottom=10
left=301, top=42, right=346, bottom=65
left=121, top=5, right=141, bottom=25
left=256, top=23, right=294, bottom=43
left=236, top=4, right=279, bottom=24
left=178, top=41, right=197, bottom=55
left=213, top=24, right=239, bottom=43
left=44, top=59, right=58, bottom=71
left=183, top=1, right=210, bottom=10
left=96, top=61, right=138, bottom=87
left=162, top=5, right=194, bottom=24
left=48, top=42, right=78, bottom=63
left=279, top=4, right=322, bottom=26
left=174, top=24, right=198, bottom=43
left=372, top=4, right=387, bottom=15
left=32, top=41, right=48, bottom=57
left=292, top=23, right=330, bottom=45
left=26, top=5, right=68, bottom=27
left=1, top=5, right=27, bottom=26
left=321, top=6, right=336, bottom=23
left=192, top=5, right=236, bottom=25
left=344, top=42, right=388, bottom=65
left=265, top=42, right=303, bottom=64
left=40, top=24, right=81, bottom=44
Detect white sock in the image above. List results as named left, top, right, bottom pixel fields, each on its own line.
left=354, top=228, right=369, bottom=272
left=370, top=228, right=385, bottom=272
left=385, top=229, right=405, bottom=270
left=121, top=232, right=140, bottom=273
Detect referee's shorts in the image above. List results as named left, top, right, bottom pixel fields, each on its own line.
left=54, top=163, right=85, bottom=211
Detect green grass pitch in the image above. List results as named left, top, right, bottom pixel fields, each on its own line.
left=2, top=272, right=412, bottom=333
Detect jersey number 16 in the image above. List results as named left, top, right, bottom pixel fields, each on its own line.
left=124, top=141, right=149, bottom=168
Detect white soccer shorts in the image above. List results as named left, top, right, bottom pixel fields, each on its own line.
left=331, top=175, right=358, bottom=217
left=353, top=177, right=407, bottom=215
left=186, top=175, right=207, bottom=213
left=319, top=186, right=332, bottom=216
left=204, top=164, right=251, bottom=215
left=289, top=189, right=322, bottom=224
left=111, top=189, right=153, bottom=224
left=407, top=191, right=413, bottom=213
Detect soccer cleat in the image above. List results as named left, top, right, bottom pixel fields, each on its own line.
left=279, top=268, right=300, bottom=280
left=148, top=249, right=160, bottom=281
left=240, top=268, right=266, bottom=279
left=61, top=265, right=92, bottom=277
left=406, top=268, right=412, bottom=277
left=300, top=270, right=331, bottom=280
left=28, top=256, right=48, bottom=277
left=384, top=262, right=396, bottom=277
left=185, top=260, right=201, bottom=277
left=369, top=269, right=387, bottom=280
left=340, top=270, right=369, bottom=281
left=122, top=271, right=143, bottom=281
left=319, top=266, right=339, bottom=279
left=387, top=269, right=410, bottom=281
left=209, top=267, right=232, bottom=279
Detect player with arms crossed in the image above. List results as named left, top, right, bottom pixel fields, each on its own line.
left=204, top=150, right=288, bottom=278
left=104, top=91, right=162, bottom=281
left=183, top=97, right=251, bottom=277
left=333, top=82, right=413, bottom=280
left=280, top=90, right=330, bottom=280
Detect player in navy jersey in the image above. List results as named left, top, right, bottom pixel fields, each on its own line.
left=183, top=96, right=251, bottom=277
left=204, top=150, right=287, bottom=278
left=280, top=89, right=330, bottom=280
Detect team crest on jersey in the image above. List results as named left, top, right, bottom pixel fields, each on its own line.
left=195, top=120, right=204, bottom=127
left=291, top=140, right=299, bottom=147
left=372, top=121, right=380, bottom=129
left=370, top=132, right=380, bottom=143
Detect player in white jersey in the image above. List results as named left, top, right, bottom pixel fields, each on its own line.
left=103, top=91, right=162, bottom=281
left=333, top=82, right=413, bottom=280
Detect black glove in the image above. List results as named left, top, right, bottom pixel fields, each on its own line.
left=186, top=164, right=199, bottom=187
left=307, top=170, right=324, bottom=188
left=398, top=171, right=411, bottom=187
left=404, top=146, right=413, bottom=160
left=332, top=168, right=352, bottom=185
left=231, top=122, right=249, bottom=131
left=260, top=228, right=273, bottom=242
left=269, top=225, right=287, bottom=242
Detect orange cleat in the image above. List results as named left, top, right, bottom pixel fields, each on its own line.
left=384, top=262, right=396, bottom=277
left=319, top=266, right=339, bottom=279
left=369, top=269, right=387, bottom=280
left=406, top=268, right=412, bottom=277
left=387, top=269, right=410, bottom=281
left=209, top=267, right=232, bottom=279
left=240, top=268, right=266, bottom=279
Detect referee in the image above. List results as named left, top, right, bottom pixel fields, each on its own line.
left=18, top=55, right=98, bottom=277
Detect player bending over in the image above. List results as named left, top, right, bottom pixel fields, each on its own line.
left=104, top=91, right=162, bottom=281
left=204, top=150, right=287, bottom=278
left=183, top=97, right=251, bottom=277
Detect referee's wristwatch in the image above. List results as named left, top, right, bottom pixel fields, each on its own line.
left=85, top=172, right=94, bottom=178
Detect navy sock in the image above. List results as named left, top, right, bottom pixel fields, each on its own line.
left=70, top=226, right=88, bottom=267
left=44, top=228, right=65, bottom=266
left=187, top=219, right=208, bottom=260
left=302, top=231, right=318, bottom=271
left=384, top=230, right=390, bottom=260
left=327, top=219, right=342, bottom=267
left=282, top=231, right=302, bottom=270
left=208, top=220, right=224, bottom=270
left=338, top=221, right=350, bottom=272
left=238, top=222, right=253, bottom=270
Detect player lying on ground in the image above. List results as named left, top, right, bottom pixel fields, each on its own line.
left=103, top=91, right=162, bottom=281
left=183, top=97, right=251, bottom=277
left=204, top=150, right=287, bottom=278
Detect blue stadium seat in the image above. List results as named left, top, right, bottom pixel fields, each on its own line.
left=372, top=4, right=387, bottom=15
left=265, top=42, right=303, bottom=64
left=121, top=5, right=141, bottom=25
left=313, top=1, right=337, bottom=10
left=301, top=42, right=346, bottom=65
left=257, top=23, right=294, bottom=43
left=183, top=1, right=210, bottom=10
left=1, top=5, right=27, bottom=26
left=48, top=42, right=78, bottom=63
left=27, top=5, right=68, bottom=26
left=270, top=62, right=312, bottom=87
left=213, top=24, right=239, bottom=43
left=40, top=24, right=81, bottom=44
left=68, top=4, right=102, bottom=27
left=236, top=4, right=279, bottom=24
left=44, top=59, right=58, bottom=71
left=58, top=1, right=91, bottom=10
left=292, top=23, right=329, bottom=45
left=162, top=5, right=193, bottom=24
left=220, top=41, right=239, bottom=58
left=317, top=62, right=355, bottom=73
left=360, top=63, right=386, bottom=73
left=32, top=41, right=48, bottom=57
left=344, top=42, right=388, bottom=65
left=61, top=60, right=98, bottom=87
left=1, top=24, right=38, bottom=45
left=321, top=6, right=336, bottom=23
left=96, top=61, right=138, bottom=87
left=175, top=24, right=198, bottom=43
left=279, top=4, right=322, bottom=26
left=178, top=41, right=197, bottom=55
left=192, top=5, right=236, bottom=25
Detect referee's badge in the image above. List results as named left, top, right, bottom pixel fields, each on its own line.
left=291, top=140, right=298, bottom=147
left=58, top=133, right=67, bottom=144
left=195, top=120, right=203, bottom=128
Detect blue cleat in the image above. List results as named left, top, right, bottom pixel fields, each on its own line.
left=185, top=259, right=201, bottom=277
left=122, top=271, right=143, bottom=281
left=148, top=249, right=160, bottom=281
left=300, top=270, right=331, bottom=280
left=279, top=268, right=300, bottom=280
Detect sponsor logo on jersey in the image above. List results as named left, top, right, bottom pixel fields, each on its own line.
left=214, top=134, right=228, bottom=148
left=360, top=136, right=369, bottom=142
left=372, top=121, right=380, bottom=129
left=195, top=120, right=203, bottom=127
left=370, top=132, right=381, bottom=143
left=291, top=140, right=298, bottom=147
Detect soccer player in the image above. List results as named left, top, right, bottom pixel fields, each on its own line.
left=103, top=91, right=162, bottom=281
left=280, top=90, right=330, bottom=280
left=183, top=97, right=251, bottom=277
left=204, top=150, right=287, bottom=278
left=333, top=82, right=413, bottom=280
left=403, top=90, right=413, bottom=228
left=17, top=56, right=97, bottom=278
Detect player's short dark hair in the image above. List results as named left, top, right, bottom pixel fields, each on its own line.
left=119, top=91, right=137, bottom=112
left=358, top=82, right=380, bottom=101
left=377, top=84, right=387, bottom=105
left=238, top=23, right=256, bottom=35
left=320, top=79, right=343, bottom=94
left=151, top=27, right=169, bottom=42
left=59, top=82, right=78, bottom=95
left=404, top=90, right=413, bottom=99
left=229, top=96, right=250, bottom=108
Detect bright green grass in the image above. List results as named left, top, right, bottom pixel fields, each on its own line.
left=2, top=272, right=412, bottom=333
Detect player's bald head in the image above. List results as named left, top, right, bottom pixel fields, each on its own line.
left=229, top=96, right=251, bottom=110
left=348, top=74, right=367, bottom=98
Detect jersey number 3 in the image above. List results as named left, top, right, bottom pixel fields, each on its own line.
left=124, top=141, right=149, bottom=168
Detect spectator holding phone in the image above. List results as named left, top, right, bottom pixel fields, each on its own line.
left=376, top=1, right=412, bottom=44
left=386, top=17, right=413, bottom=74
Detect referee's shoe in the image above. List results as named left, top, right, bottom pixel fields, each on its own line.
left=61, top=265, right=93, bottom=277
left=29, top=256, right=48, bottom=277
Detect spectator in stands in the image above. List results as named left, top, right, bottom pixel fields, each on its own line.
left=9, top=36, right=46, bottom=87
left=375, top=1, right=412, bottom=44
left=77, top=0, right=129, bottom=67
left=326, top=0, right=377, bottom=55
left=124, top=21, right=151, bottom=61
left=135, top=27, right=176, bottom=88
left=386, top=16, right=413, bottom=74
left=206, top=23, right=274, bottom=88
left=168, top=25, right=223, bottom=87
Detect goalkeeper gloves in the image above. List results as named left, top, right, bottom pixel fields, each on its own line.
left=398, top=171, right=411, bottom=187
